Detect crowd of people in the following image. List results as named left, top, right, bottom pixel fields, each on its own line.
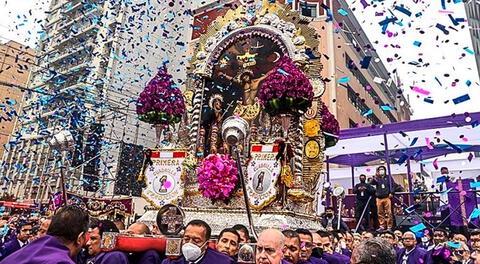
left=0, top=205, right=480, bottom=264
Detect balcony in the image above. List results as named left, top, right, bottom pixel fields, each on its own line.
left=48, top=22, right=99, bottom=51
left=42, top=42, right=92, bottom=67
left=56, top=8, right=103, bottom=32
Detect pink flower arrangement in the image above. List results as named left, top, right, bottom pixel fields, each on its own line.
left=136, top=67, right=186, bottom=125
left=319, top=101, right=340, bottom=136
left=258, top=56, right=314, bottom=115
left=197, top=154, right=239, bottom=202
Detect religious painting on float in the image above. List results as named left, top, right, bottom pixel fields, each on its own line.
left=200, top=34, right=285, bottom=156
left=246, top=145, right=281, bottom=210
left=142, top=150, right=187, bottom=207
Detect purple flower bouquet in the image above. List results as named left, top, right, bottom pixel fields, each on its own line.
left=136, top=67, right=186, bottom=125
left=258, top=56, right=314, bottom=116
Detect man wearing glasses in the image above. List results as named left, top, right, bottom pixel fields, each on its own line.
left=162, top=220, right=234, bottom=264
left=0, top=221, right=32, bottom=260
left=396, top=231, right=428, bottom=264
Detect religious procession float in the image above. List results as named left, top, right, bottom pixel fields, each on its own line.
left=101, top=1, right=340, bottom=255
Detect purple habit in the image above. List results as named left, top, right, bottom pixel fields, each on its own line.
left=0, top=237, right=22, bottom=260
left=396, top=246, right=429, bottom=264
left=1, top=235, right=74, bottom=264
left=130, top=249, right=163, bottom=264
left=321, top=252, right=350, bottom=264
left=308, top=256, right=329, bottom=264
left=161, top=247, right=234, bottom=264
left=87, top=251, right=129, bottom=264
left=447, top=179, right=476, bottom=226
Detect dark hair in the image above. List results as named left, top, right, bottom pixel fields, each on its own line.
left=470, top=229, right=480, bottom=236
left=295, top=228, right=312, bottom=239
left=47, top=205, right=89, bottom=243
left=282, top=230, right=300, bottom=239
left=317, top=231, right=331, bottom=239
left=219, top=228, right=240, bottom=243
left=377, top=166, right=386, bottom=171
left=359, top=174, right=366, bottom=178
left=232, top=224, right=249, bottom=239
left=325, top=207, right=334, bottom=211
left=90, top=220, right=119, bottom=237
left=186, top=220, right=211, bottom=241
left=354, top=237, right=396, bottom=264
left=16, top=221, right=32, bottom=230
left=440, top=167, right=448, bottom=171
left=433, top=228, right=449, bottom=238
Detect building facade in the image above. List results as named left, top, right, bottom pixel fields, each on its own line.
left=1, top=0, right=411, bottom=201
left=0, top=41, right=35, bottom=157
left=465, top=0, right=480, bottom=73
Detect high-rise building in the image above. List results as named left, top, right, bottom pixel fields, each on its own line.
left=465, top=0, right=480, bottom=72
left=0, top=0, right=190, bottom=201
left=0, top=40, right=35, bottom=157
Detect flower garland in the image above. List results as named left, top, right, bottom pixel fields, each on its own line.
left=258, top=56, right=314, bottom=116
left=319, top=101, right=340, bottom=148
left=136, top=66, right=186, bottom=125
left=197, top=154, right=239, bottom=202
left=319, top=101, right=340, bottom=137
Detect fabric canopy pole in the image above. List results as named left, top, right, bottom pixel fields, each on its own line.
left=326, top=155, right=331, bottom=206
left=383, top=133, right=393, bottom=190
left=407, top=157, right=413, bottom=204
left=351, top=166, right=355, bottom=190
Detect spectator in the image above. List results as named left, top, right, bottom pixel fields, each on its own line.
left=320, top=207, right=349, bottom=232
left=232, top=224, right=250, bottom=243
left=0, top=221, right=33, bottom=260
left=354, top=174, right=375, bottom=231
left=1, top=205, right=89, bottom=264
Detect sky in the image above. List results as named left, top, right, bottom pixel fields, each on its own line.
left=0, top=0, right=479, bottom=120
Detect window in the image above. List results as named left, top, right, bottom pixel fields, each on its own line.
left=299, top=1, right=318, bottom=18
left=349, top=119, right=357, bottom=128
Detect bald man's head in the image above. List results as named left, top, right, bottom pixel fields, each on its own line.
left=256, top=229, right=285, bottom=264
left=126, top=222, right=151, bottom=235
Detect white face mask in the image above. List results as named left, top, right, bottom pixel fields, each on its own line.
left=421, top=237, right=429, bottom=243
left=340, top=240, right=347, bottom=249
left=182, top=242, right=205, bottom=262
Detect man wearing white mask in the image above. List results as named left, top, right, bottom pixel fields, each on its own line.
left=161, top=220, right=234, bottom=264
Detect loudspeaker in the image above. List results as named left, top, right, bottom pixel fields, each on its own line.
left=114, top=142, right=145, bottom=197
left=82, top=123, right=104, bottom=192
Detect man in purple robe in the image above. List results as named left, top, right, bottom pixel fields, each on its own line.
left=1, top=205, right=89, bottom=264
left=254, top=229, right=288, bottom=264
left=86, top=220, right=129, bottom=264
left=396, top=231, right=429, bottom=264
left=313, top=231, right=350, bottom=264
left=0, top=221, right=33, bottom=260
left=162, top=219, right=234, bottom=264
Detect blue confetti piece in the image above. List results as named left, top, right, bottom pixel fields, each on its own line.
left=413, top=41, right=422, bottom=47
left=415, top=12, right=422, bottom=17
left=464, top=47, right=475, bottom=55
left=437, top=176, right=447, bottom=183
left=338, top=77, right=350, bottom=83
left=396, top=154, right=408, bottom=165
left=466, top=80, right=472, bottom=86
left=447, top=241, right=461, bottom=248
left=362, top=109, right=373, bottom=116
left=381, top=105, right=394, bottom=111
left=360, top=56, right=372, bottom=69
left=470, top=182, right=480, bottom=188
left=441, top=0, right=446, bottom=9
left=436, top=23, right=449, bottom=35
left=277, top=69, right=289, bottom=75
left=410, top=223, right=426, bottom=232
left=410, top=137, right=418, bottom=146
left=470, top=208, right=480, bottom=220
left=424, top=98, right=434, bottom=104
left=338, top=9, right=348, bottom=16
left=394, top=5, right=412, bottom=16
left=453, top=94, right=470, bottom=104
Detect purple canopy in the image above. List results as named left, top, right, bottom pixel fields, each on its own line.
left=326, top=112, right=480, bottom=166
